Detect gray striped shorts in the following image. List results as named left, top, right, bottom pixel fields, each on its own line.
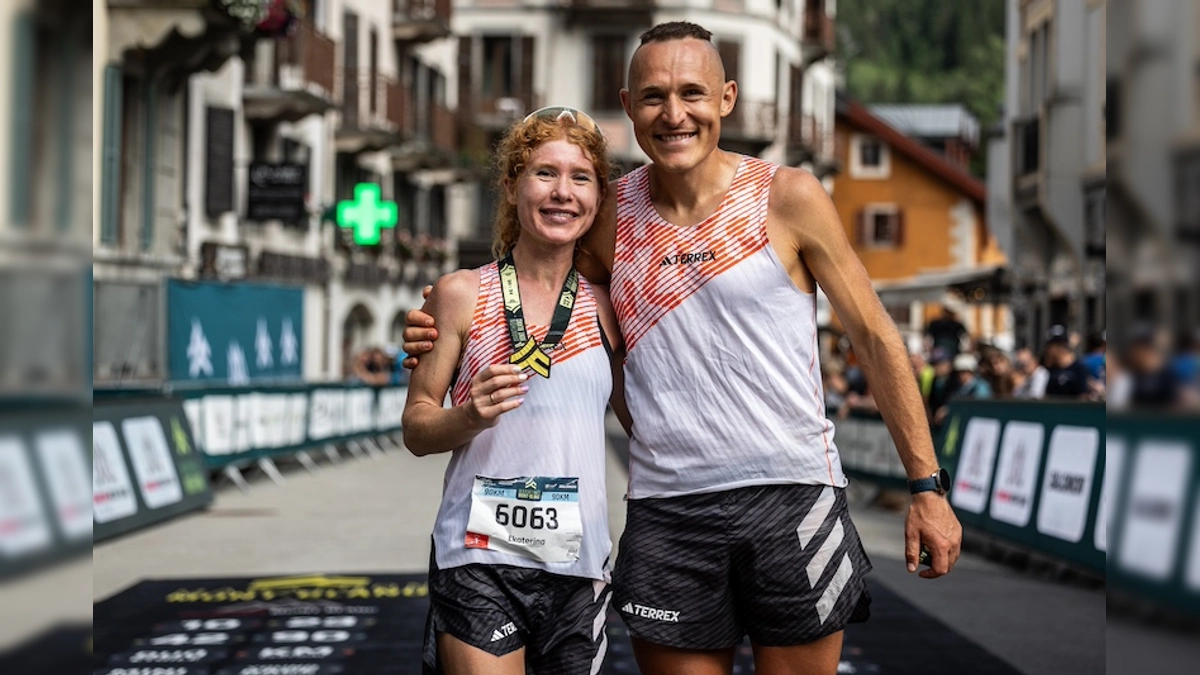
left=612, top=483, right=871, bottom=649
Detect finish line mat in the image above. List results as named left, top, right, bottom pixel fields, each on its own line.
left=93, top=574, right=1021, bottom=674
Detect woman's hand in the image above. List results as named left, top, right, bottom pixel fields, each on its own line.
left=465, top=364, right=529, bottom=427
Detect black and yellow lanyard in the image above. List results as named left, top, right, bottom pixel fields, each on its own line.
left=498, top=253, right=578, bottom=379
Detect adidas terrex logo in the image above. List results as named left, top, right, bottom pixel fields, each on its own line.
left=659, top=251, right=717, bottom=267
left=621, top=602, right=680, bottom=622
left=490, top=622, right=517, bottom=642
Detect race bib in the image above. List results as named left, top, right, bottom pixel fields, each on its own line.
left=465, top=476, right=583, bottom=563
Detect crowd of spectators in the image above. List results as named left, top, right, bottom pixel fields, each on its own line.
left=822, top=307, right=1200, bottom=426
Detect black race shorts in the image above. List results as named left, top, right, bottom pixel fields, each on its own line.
left=423, top=554, right=611, bottom=674
left=612, top=483, right=871, bottom=649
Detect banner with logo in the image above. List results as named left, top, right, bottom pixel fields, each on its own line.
left=178, top=385, right=408, bottom=469
left=93, top=398, right=215, bottom=543
left=937, top=401, right=1106, bottom=574
left=1105, top=413, right=1200, bottom=618
left=166, top=279, right=304, bottom=386
left=0, top=404, right=91, bottom=580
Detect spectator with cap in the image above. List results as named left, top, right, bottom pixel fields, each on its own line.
left=1043, top=325, right=1093, bottom=399
left=933, top=353, right=992, bottom=424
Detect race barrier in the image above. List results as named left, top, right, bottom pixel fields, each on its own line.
left=176, top=383, right=407, bottom=468
left=835, top=411, right=909, bottom=489
left=1105, top=412, right=1200, bottom=618
left=91, top=384, right=408, bottom=543
left=0, top=401, right=92, bottom=580
left=937, top=401, right=1105, bottom=575
left=93, top=396, right=215, bottom=543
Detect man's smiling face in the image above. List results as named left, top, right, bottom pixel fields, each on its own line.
left=621, top=38, right=737, bottom=174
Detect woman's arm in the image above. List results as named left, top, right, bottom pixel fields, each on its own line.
left=402, top=270, right=527, bottom=456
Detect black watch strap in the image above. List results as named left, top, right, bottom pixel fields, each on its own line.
left=909, top=468, right=949, bottom=495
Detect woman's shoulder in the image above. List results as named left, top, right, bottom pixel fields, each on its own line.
left=428, top=268, right=483, bottom=329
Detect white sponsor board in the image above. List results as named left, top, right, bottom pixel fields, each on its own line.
left=989, top=421, right=1044, bottom=527
left=325, top=390, right=346, bottom=438
left=92, top=422, right=138, bottom=524
left=286, top=393, right=308, bottom=445
left=346, top=389, right=375, bottom=434
left=232, top=394, right=255, bottom=453
left=0, top=436, right=53, bottom=557
left=1187, top=490, right=1200, bottom=591
left=35, top=428, right=93, bottom=540
left=251, top=394, right=289, bottom=449
left=375, top=388, right=406, bottom=431
left=1116, top=441, right=1191, bottom=581
left=182, top=399, right=204, bottom=453
left=202, top=395, right=235, bottom=456
left=951, top=418, right=1001, bottom=514
left=121, top=417, right=184, bottom=509
left=1036, top=426, right=1100, bottom=543
left=833, top=419, right=905, bottom=479
left=308, top=390, right=333, bottom=440
left=1096, top=437, right=1124, bottom=554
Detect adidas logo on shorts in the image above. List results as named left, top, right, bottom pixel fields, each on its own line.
left=490, top=622, right=517, bottom=642
left=621, top=602, right=680, bottom=622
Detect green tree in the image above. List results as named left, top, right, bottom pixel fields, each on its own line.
left=838, top=0, right=1006, bottom=176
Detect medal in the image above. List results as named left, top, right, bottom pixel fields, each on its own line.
left=497, top=254, right=577, bottom=379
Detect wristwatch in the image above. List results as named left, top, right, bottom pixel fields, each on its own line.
left=908, top=468, right=951, bottom=496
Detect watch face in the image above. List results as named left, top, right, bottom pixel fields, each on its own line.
left=937, top=468, right=951, bottom=492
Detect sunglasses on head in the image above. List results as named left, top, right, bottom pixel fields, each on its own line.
left=522, top=106, right=603, bottom=137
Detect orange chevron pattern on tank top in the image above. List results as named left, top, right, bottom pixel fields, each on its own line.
left=452, top=262, right=603, bottom=405
left=611, top=157, right=778, bottom=352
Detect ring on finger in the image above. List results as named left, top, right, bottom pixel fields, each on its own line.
left=488, top=392, right=495, bottom=404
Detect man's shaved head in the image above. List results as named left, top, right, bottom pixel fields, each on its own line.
left=628, top=21, right=726, bottom=88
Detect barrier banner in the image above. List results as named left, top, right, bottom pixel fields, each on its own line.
left=93, top=398, right=214, bottom=543
left=835, top=413, right=908, bottom=488
left=167, top=279, right=304, bottom=385
left=178, top=385, right=407, bottom=469
left=1106, top=413, right=1200, bottom=617
left=937, top=401, right=1105, bottom=574
left=0, top=404, right=91, bottom=580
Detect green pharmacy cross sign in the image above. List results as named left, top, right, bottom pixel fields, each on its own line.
left=337, top=183, right=398, bottom=246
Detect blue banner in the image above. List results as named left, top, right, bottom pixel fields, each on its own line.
left=166, top=279, right=303, bottom=385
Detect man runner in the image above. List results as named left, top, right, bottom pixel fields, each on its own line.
left=405, top=21, right=962, bottom=675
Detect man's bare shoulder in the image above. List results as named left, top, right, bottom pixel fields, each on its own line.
left=768, top=165, right=841, bottom=243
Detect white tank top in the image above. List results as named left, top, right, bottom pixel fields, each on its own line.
left=432, top=262, right=613, bottom=580
left=610, top=157, right=846, bottom=499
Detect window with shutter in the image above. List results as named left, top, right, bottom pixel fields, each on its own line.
left=100, top=66, right=124, bottom=245
left=861, top=204, right=901, bottom=248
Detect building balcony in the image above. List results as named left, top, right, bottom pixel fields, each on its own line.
left=802, top=5, right=836, bottom=63
left=563, top=0, right=654, bottom=28
left=336, top=72, right=405, bottom=154
left=785, top=112, right=837, bottom=174
left=392, top=0, right=452, bottom=43
left=393, top=102, right=459, bottom=172
left=386, top=77, right=414, bottom=135
left=243, top=21, right=338, bottom=122
left=719, top=99, right=778, bottom=156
